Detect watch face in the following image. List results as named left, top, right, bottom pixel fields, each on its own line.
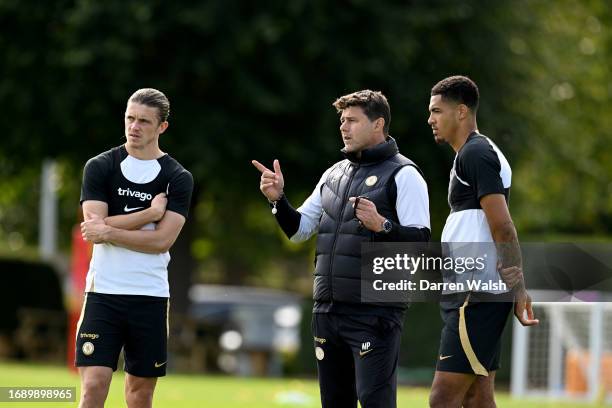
left=383, top=219, right=392, bottom=233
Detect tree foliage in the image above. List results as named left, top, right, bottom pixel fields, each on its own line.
left=0, top=0, right=609, bottom=287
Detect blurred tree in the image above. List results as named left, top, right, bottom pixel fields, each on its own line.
left=0, top=0, right=608, bottom=290
left=504, top=0, right=611, bottom=234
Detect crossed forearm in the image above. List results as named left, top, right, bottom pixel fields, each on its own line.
left=102, top=227, right=174, bottom=254
left=104, top=207, right=162, bottom=231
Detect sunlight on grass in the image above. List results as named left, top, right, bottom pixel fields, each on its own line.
left=0, top=361, right=606, bottom=407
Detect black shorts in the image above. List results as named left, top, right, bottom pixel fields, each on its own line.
left=75, top=292, right=169, bottom=377
left=312, top=312, right=403, bottom=408
left=436, top=295, right=512, bottom=376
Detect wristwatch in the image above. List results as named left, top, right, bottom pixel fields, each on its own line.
left=381, top=218, right=393, bottom=234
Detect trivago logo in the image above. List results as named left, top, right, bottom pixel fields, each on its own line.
left=117, top=187, right=152, bottom=201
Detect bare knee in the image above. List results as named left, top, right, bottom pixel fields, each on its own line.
left=79, top=368, right=112, bottom=408
left=463, top=391, right=496, bottom=408
left=80, top=380, right=110, bottom=407
left=125, top=388, right=154, bottom=408
left=429, top=371, right=475, bottom=408
left=125, top=375, right=156, bottom=408
left=429, top=384, right=465, bottom=408
left=462, top=375, right=496, bottom=408
left=429, top=386, right=449, bottom=408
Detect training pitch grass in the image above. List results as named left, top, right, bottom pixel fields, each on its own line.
left=0, top=361, right=605, bottom=407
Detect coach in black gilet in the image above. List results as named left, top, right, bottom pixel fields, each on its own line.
left=253, top=90, right=430, bottom=408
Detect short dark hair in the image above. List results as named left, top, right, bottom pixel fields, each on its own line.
left=333, top=90, right=391, bottom=135
left=128, top=88, right=170, bottom=123
left=431, top=76, right=479, bottom=112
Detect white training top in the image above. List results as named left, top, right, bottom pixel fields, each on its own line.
left=81, top=145, right=193, bottom=297
left=441, top=133, right=512, bottom=294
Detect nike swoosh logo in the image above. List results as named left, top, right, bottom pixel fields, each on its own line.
left=154, top=361, right=167, bottom=368
left=439, top=355, right=453, bottom=361
left=124, top=205, right=145, bottom=212
left=359, top=349, right=374, bottom=357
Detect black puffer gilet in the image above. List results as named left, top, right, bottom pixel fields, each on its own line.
left=313, top=137, right=421, bottom=305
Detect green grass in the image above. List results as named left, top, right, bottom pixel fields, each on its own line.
left=0, top=361, right=606, bottom=407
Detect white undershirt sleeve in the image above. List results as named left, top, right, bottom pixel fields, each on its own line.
left=290, top=167, right=333, bottom=243
left=291, top=165, right=429, bottom=242
left=394, top=166, right=430, bottom=229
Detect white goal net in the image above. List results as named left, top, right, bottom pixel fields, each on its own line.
left=511, top=301, right=612, bottom=403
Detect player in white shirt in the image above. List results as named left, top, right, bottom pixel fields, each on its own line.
left=77, top=88, right=193, bottom=408
left=427, top=76, right=538, bottom=408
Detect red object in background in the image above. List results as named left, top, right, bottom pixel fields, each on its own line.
left=67, top=224, right=91, bottom=372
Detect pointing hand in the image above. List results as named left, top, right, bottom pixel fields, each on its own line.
left=252, top=159, right=284, bottom=201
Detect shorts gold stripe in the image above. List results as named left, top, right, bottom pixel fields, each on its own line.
left=75, top=293, right=88, bottom=340
left=459, top=295, right=488, bottom=376
left=166, top=299, right=170, bottom=339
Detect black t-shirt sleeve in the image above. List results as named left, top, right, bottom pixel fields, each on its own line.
left=80, top=155, right=110, bottom=204
left=373, top=223, right=431, bottom=242
left=458, top=143, right=505, bottom=200
left=166, top=170, right=194, bottom=219
left=272, top=195, right=302, bottom=238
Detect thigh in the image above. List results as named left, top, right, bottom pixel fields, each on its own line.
left=312, top=313, right=357, bottom=408
left=125, top=372, right=158, bottom=394
left=463, top=371, right=497, bottom=408
left=79, top=365, right=113, bottom=389
left=75, top=293, right=125, bottom=371
left=430, top=370, right=476, bottom=408
left=124, top=296, right=169, bottom=378
left=345, top=315, right=402, bottom=408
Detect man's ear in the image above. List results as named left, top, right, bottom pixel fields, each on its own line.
left=457, top=104, right=469, bottom=120
left=158, top=121, right=169, bottom=134
left=374, top=117, right=385, bottom=132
